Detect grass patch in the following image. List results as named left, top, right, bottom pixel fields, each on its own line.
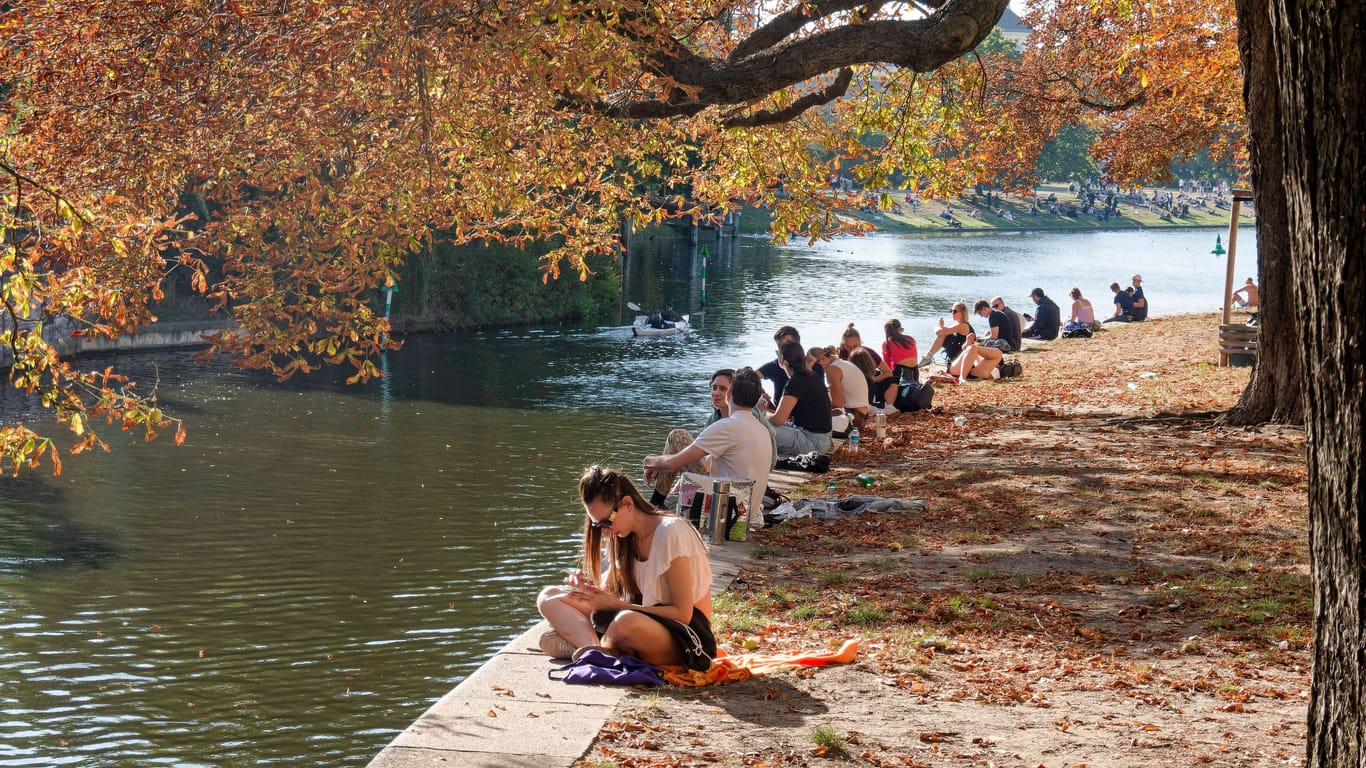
left=713, top=592, right=767, bottom=633
left=810, top=725, right=849, bottom=756
left=846, top=601, right=892, bottom=627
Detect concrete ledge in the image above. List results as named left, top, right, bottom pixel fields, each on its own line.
left=368, top=538, right=761, bottom=767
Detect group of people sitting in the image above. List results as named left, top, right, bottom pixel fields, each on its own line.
left=533, top=280, right=1161, bottom=668
left=1018, top=274, right=1151, bottom=340
left=533, top=277, right=1168, bottom=670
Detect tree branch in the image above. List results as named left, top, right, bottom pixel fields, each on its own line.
left=567, top=0, right=1009, bottom=124
left=720, top=67, right=854, bottom=128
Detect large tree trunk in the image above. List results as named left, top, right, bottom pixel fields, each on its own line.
left=1224, top=0, right=1303, bottom=426
left=1266, top=0, right=1366, bottom=765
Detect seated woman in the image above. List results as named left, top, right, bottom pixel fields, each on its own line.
left=917, top=302, right=974, bottom=368
left=1063, top=287, right=1096, bottom=333
left=838, top=323, right=883, bottom=368
left=948, top=332, right=1005, bottom=380
left=813, top=346, right=870, bottom=428
left=882, top=318, right=919, bottom=377
left=767, top=340, right=833, bottom=456
left=848, top=347, right=883, bottom=408
left=536, top=465, right=716, bottom=670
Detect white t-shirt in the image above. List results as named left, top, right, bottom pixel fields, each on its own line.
left=827, top=358, right=869, bottom=410
left=692, top=409, right=773, bottom=516
left=634, top=516, right=712, bottom=608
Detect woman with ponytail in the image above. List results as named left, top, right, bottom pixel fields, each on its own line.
left=536, top=465, right=716, bottom=670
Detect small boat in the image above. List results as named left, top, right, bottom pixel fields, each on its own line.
left=632, top=314, right=689, bottom=337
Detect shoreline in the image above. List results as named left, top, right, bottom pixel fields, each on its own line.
left=372, top=312, right=1305, bottom=768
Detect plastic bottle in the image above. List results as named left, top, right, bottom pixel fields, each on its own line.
left=848, top=426, right=860, bottom=453
left=875, top=408, right=887, bottom=440
left=824, top=481, right=837, bottom=525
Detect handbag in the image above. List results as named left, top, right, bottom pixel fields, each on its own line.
left=547, top=649, right=666, bottom=687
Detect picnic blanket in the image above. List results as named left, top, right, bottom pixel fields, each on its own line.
left=768, top=496, right=926, bottom=523
left=659, top=639, right=860, bottom=687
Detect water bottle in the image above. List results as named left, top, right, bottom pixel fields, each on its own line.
left=824, top=481, right=837, bottom=525
left=875, top=408, right=887, bottom=440
left=848, top=426, right=860, bottom=453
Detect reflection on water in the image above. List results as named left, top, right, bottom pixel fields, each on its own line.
left=0, top=227, right=1253, bottom=767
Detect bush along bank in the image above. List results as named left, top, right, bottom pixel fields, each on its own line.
left=390, top=237, right=621, bottom=332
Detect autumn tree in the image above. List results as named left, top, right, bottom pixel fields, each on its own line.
left=5, top=0, right=1361, bottom=762
left=945, top=0, right=1301, bottom=425
left=2, top=0, right=1009, bottom=474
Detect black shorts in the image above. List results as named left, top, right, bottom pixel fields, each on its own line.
left=591, top=606, right=716, bottom=672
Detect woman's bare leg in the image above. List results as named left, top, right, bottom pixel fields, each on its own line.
left=970, top=346, right=1005, bottom=378
left=536, top=586, right=600, bottom=648
left=600, top=611, right=687, bottom=667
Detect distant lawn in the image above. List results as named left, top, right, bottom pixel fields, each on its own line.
left=732, top=181, right=1250, bottom=236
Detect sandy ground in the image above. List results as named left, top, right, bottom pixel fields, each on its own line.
left=572, top=312, right=1308, bottom=768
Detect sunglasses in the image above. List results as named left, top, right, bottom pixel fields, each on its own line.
left=589, top=503, right=618, bottom=530
left=992, top=303, right=1002, bottom=309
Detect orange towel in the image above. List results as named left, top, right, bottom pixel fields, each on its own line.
left=660, top=639, right=859, bottom=687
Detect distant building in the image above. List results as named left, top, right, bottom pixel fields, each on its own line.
left=996, top=7, right=1031, bottom=48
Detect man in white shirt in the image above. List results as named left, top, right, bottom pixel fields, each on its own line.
left=643, top=368, right=773, bottom=522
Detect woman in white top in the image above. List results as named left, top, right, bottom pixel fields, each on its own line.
left=1064, top=287, right=1096, bottom=333
left=536, top=466, right=716, bottom=670
left=813, top=346, right=870, bottom=428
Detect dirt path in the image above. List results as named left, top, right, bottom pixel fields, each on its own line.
left=575, top=313, right=1307, bottom=768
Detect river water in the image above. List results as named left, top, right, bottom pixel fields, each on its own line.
left=0, top=227, right=1254, bottom=767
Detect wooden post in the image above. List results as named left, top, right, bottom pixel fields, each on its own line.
left=1220, top=188, right=1254, bottom=366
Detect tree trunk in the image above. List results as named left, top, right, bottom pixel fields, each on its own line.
left=1266, top=0, right=1366, bottom=765
left=1224, top=0, right=1303, bottom=426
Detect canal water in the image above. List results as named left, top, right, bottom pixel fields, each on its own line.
left=0, top=227, right=1254, bottom=767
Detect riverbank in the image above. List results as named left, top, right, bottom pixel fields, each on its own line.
left=738, top=182, right=1252, bottom=235
left=571, top=312, right=1309, bottom=768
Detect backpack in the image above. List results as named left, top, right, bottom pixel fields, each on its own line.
left=893, top=379, right=936, bottom=412
left=997, top=358, right=1024, bottom=378
left=1061, top=325, right=1092, bottom=338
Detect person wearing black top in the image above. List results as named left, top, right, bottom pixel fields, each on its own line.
left=766, top=340, right=833, bottom=457
left=1022, top=288, right=1061, bottom=340
left=1104, top=282, right=1137, bottom=323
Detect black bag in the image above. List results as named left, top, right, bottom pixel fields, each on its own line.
left=893, top=379, right=935, bottom=412
left=1061, top=326, right=1092, bottom=338
left=996, top=358, right=1024, bottom=378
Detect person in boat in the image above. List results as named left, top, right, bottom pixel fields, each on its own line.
left=660, top=304, right=684, bottom=323
left=766, top=340, right=833, bottom=456
left=536, top=465, right=716, bottom=669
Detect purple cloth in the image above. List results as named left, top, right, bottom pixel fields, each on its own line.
left=548, top=650, right=666, bottom=687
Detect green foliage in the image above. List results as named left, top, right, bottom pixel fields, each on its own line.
left=420, top=239, right=619, bottom=330
left=1035, top=123, right=1100, bottom=183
